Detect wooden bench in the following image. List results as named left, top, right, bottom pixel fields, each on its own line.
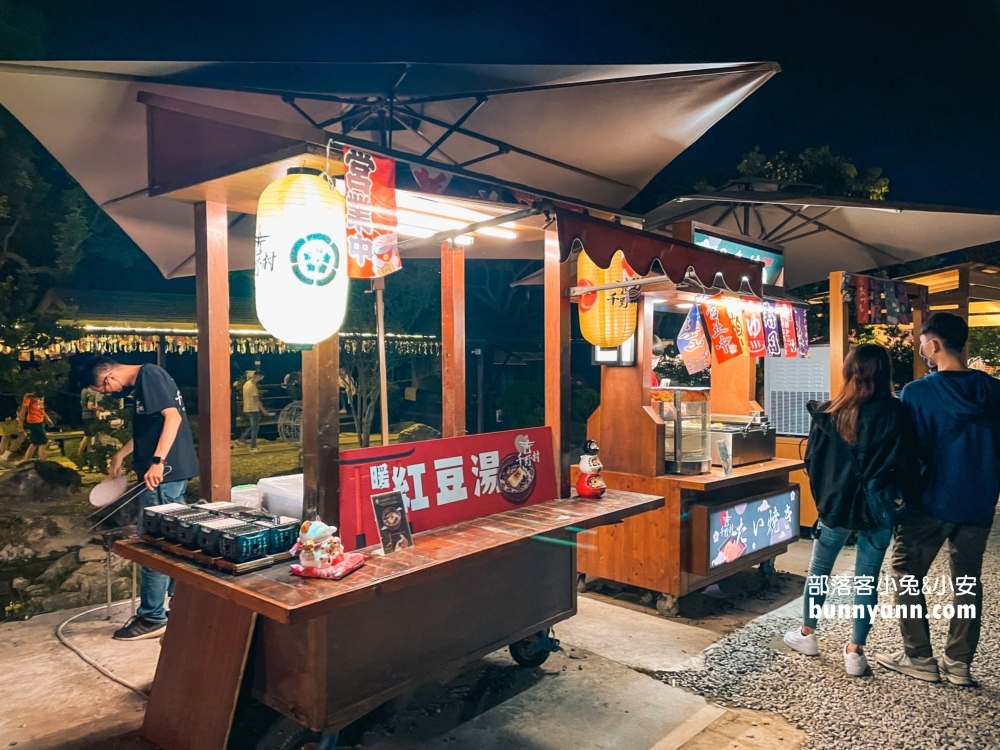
left=47, top=430, right=86, bottom=456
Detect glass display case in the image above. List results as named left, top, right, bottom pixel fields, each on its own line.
left=651, top=387, right=712, bottom=474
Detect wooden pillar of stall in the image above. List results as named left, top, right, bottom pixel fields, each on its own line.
left=302, top=336, right=340, bottom=523
left=829, top=271, right=849, bottom=398
left=194, top=201, right=232, bottom=501
left=544, top=230, right=572, bottom=498
left=441, top=241, right=466, bottom=438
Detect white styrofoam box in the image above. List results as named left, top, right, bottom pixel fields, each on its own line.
left=230, top=484, right=263, bottom=509
left=258, top=473, right=304, bottom=520
left=764, top=345, right=831, bottom=437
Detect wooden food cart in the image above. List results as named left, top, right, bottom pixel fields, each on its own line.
left=559, top=213, right=806, bottom=614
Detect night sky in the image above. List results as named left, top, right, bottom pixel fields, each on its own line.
left=32, top=0, right=1000, bottom=213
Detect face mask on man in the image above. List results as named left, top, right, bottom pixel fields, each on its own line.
left=919, top=340, right=937, bottom=373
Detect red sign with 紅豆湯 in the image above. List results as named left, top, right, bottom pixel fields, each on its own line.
left=338, top=427, right=557, bottom=550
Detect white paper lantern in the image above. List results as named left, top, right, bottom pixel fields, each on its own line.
left=255, top=168, right=349, bottom=345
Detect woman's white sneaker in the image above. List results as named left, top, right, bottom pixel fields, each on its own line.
left=844, top=643, right=868, bottom=677
left=783, top=627, right=819, bottom=656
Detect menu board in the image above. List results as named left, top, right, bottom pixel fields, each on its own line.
left=702, top=485, right=800, bottom=571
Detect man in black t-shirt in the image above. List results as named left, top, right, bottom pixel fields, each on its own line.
left=85, top=356, right=199, bottom=641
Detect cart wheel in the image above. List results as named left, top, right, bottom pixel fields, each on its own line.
left=759, top=558, right=776, bottom=577
left=577, top=574, right=598, bottom=593
left=510, top=629, right=559, bottom=667
left=655, top=594, right=679, bottom=616
left=255, top=718, right=338, bottom=750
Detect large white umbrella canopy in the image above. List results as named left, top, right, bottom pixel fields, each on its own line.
left=643, top=185, right=1000, bottom=288
left=0, top=61, right=777, bottom=278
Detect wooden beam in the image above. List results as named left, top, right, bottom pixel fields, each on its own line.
left=302, top=336, right=340, bottom=524
left=543, top=228, right=571, bottom=498
left=441, top=242, right=466, bottom=438
left=829, top=272, right=849, bottom=398
left=194, top=201, right=232, bottom=502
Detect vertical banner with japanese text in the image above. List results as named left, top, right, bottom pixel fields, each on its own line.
left=343, top=147, right=402, bottom=278
left=792, top=306, right=810, bottom=357
left=740, top=296, right=768, bottom=357
left=760, top=301, right=783, bottom=357
left=699, top=294, right=744, bottom=364
left=676, top=304, right=712, bottom=374
left=777, top=302, right=799, bottom=357
left=338, top=428, right=557, bottom=550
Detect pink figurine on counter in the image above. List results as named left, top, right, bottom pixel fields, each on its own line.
left=575, top=440, right=607, bottom=499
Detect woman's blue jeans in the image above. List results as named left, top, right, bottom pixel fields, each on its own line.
left=137, top=480, right=187, bottom=624
left=802, top=523, right=892, bottom=646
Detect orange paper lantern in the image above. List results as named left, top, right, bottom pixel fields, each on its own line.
left=577, top=249, right=637, bottom=348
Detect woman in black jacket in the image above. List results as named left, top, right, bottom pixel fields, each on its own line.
left=783, top=343, right=916, bottom=676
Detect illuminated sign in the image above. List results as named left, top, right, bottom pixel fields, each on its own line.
left=706, top=485, right=799, bottom=569
left=693, top=229, right=784, bottom=286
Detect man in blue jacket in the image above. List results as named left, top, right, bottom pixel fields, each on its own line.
left=876, top=312, right=1000, bottom=686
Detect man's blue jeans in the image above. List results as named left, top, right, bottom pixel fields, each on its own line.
left=137, top=480, right=187, bottom=624
left=802, top=522, right=892, bottom=646
left=240, top=411, right=262, bottom=449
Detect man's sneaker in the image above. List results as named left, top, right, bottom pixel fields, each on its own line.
left=249, top=447, right=259, bottom=453
left=844, top=643, right=868, bottom=677
left=234, top=440, right=246, bottom=448
left=874, top=650, right=941, bottom=682
left=113, top=616, right=167, bottom=641
left=940, top=657, right=978, bottom=687
left=783, top=627, right=819, bottom=656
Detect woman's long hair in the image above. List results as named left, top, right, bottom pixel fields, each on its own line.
left=826, top=343, right=893, bottom=444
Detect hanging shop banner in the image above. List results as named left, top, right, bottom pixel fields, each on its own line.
left=740, top=297, right=768, bottom=358
left=338, top=427, right=557, bottom=551
left=896, top=283, right=912, bottom=325
left=344, top=147, right=402, bottom=278
left=677, top=304, right=712, bottom=374
left=699, top=295, right=744, bottom=364
left=884, top=281, right=901, bottom=325
left=856, top=276, right=871, bottom=324
left=777, top=302, right=799, bottom=358
left=792, top=306, right=810, bottom=357
left=722, top=296, right=748, bottom=350
left=760, top=301, right=783, bottom=357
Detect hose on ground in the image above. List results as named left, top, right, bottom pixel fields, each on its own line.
left=55, top=600, right=150, bottom=700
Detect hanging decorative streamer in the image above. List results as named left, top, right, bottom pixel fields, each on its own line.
left=896, top=284, right=912, bottom=325
left=792, top=306, right=810, bottom=357
left=740, top=297, right=768, bottom=357
left=760, top=301, right=783, bottom=357
left=699, top=294, right=744, bottom=364
left=676, top=304, right=712, bottom=375
left=856, top=275, right=871, bottom=324
left=884, top=281, right=901, bottom=325
left=722, top=296, right=748, bottom=351
left=919, top=285, right=930, bottom=318
left=777, top=302, right=799, bottom=357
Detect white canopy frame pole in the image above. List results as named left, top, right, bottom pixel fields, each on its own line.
left=373, top=276, right=391, bottom=447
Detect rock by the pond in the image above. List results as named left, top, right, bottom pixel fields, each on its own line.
left=35, top=551, right=79, bottom=583
left=78, top=545, right=106, bottom=563
left=397, top=423, right=442, bottom=443
left=60, top=561, right=109, bottom=593
left=40, top=591, right=87, bottom=613
left=25, top=584, right=50, bottom=597
left=11, top=576, right=30, bottom=591
left=0, top=461, right=81, bottom=500
left=0, top=544, right=34, bottom=562
left=26, top=527, right=47, bottom=544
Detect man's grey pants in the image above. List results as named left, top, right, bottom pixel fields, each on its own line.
left=890, top=509, right=992, bottom=664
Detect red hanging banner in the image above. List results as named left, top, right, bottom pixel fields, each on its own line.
left=338, top=428, right=557, bottom=551
left=777, top=302, right=799, bottom=358
left=856, top=275, right=871, bottom=324
left=699, top=294, right=744, bottom=364
left=344, top=147, right=402, bottom=278
left=740, top=296, right=768, bottom=357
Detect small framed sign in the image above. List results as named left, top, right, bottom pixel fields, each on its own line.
left=371, top=491, right=414, bottom=554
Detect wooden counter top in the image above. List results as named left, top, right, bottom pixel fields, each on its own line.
left=115, top=489, right=663, bottom=625
left=669, top=457, right=804, bottom=491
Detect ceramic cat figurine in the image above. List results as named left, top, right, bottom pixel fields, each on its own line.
left=291, top=518, right=344, bottom=570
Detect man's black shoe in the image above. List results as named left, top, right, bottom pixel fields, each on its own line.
left=113, top=616, right=167, bottom=641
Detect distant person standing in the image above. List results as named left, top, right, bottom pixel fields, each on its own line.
left=877, top=313, right=1000, bottom=687
left=19, top=387, right=54, bottom=462
left=237, top=370, right=272, bottom=452
left=78, top=386, right=104, bottom=455
left=85, top=355, right=198, bottom=640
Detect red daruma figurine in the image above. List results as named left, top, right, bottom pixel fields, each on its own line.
left=576, top=440, right=607, bottom=499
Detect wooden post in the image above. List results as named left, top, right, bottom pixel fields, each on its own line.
left=911, top=298, right=927, bottom=379
left=441, top=241, right=466, bottom=438
left=156, top=336, right=166, bottom=369
left=194, top=201, right=231, bottom=502
left=543, top=229, right=571, bottom=498
left=302, top=336, right=340, bottom=524
left=956, top=267, right=971, bottom=321
left=829, top=271, right=849, bottom=399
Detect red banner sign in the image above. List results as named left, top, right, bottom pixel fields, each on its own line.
left=344, top=147, right=402, bottom=278
left=699, top=295, right=744, bottom=364
left=338, top=428, right=557, bottom=550
left=777, top=302, right=799, bottom=358
left=740, top=296, right=768, bottom=357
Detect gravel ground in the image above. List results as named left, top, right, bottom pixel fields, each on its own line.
left=658, top=525, right=1000, bottom=750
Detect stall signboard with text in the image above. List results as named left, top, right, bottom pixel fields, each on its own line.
left=704, top=485, right=800, bottom=570
left=693, top=229, right=784, bottom=286
left=339, top=428, right=557, bottom=550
